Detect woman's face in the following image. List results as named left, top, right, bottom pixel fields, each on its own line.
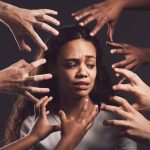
left=56, top=39, right=97, bottom=98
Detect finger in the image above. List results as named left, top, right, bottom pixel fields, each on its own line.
left=112, top=60, right=130, bottom=69
left=72, top=7, right=93, bottom=20
left=17, top=37, right=32, bottom=52
left=26, top=74, right=52, bottom=84
left=59, top=110, right=67, bottom=124
left=118, top=77, right=126, bottom=84
left=35, top=96, right=48, bottom=110
left=29, top=29, right=48, bottom=51
left=36, top=15, right=60, bottom=26
left=124, top=61, right=138, bottom=71
left=107, top=23, right=115, bottom=42
left=112, top=84, right=133, bottom=93
left=90, top=17, right=108, bottom=36
left=35, top=21, right=59, bottom=36
left=24, top=86, right=50, bottom=93
left=40, top=9, right=59, bottom=15
left=25, top=59, right=46, bottom=72
left=113, top=68, right=141, bottom=84
left=40, top=96, right=52, bottom=118
left=11, top=59, right=29, bottom=68
left=100, top=104, right=128, bottom=119
left=107, top=42, right=126, bottom=49
left=24, top=91, right=39, bottom=104
left=103, top=119, right=129, bottom=127
left=109, top=96, right=134, bottom=112
left=110, top=49, right=129, bottom=55
left=79, top=15, right=95, bottom=26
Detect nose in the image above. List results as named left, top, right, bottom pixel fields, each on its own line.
left=76, top=65, right=88, bottom=78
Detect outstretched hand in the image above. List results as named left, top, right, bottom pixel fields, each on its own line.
left=101, top=96, right=150, bottom=144
left=113, top=68, right=150, bottom=111
left=0, top=59, right=52, bottom=102
left=1, top=2, right=60, bottom=51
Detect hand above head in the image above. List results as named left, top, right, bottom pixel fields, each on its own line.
left=28, top=96, right=61, bottom=142
left=100, top=96, right=150, bottom=145
left=108, top=42, right=150, bottom=71
left=112, top=68, right=150, bottom=111
left=0, top=1, right=60, bottom=52
left=0, top=59, right=52, bottom=102
left=55, top=99, right=99, bottom=150
left=72, top=0, right=125, bottom=41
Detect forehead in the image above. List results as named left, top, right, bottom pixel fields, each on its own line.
left=59, top=39, right=96, bottom=58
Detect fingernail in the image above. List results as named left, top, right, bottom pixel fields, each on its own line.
left=75, top=16, right=79, bottom=20
left=79, top=22, right=84, bottom=26
left=110, top=50, right=114, bottom=54
left=112, top=64, right=115, bottom=68
left=90, top=32, right=94, bottom=36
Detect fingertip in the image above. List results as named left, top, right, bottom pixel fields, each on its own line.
left=90, top=32, right=94, bottom=36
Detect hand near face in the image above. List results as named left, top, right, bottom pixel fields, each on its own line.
left=72, top=0, right=125, bottom=41
left=108, top=42, right=150, bottom=71
left=1, top=2, right=60, bottom=52
left=113, top=68, right=150, bottom=111
left=100, top=96, right=150, bottom=144
left=0, top=59, right=52, bottom=102
left=55, top=99, right=99, bottom=150
left=28, top=96, right=61, bottom=142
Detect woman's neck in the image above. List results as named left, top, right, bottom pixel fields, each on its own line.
left=59, top=93, right=93, bottom=119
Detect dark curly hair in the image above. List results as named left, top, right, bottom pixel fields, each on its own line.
left=5, top=25, right=113, bottom=144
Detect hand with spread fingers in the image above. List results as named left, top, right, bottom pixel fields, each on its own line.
left=29, top=96, right=61, bottom=141
left=72, top=0, right=125, bottom=40
left=0, top=59, right=52, bottom=101
left=0, top=1, right=60, bottom=52
left=108, top=42, right=150, bottom=71
left=112, top=68, right=150, bottom=111
left=100, top=96, right=150, bottom=145
left=55, top=99, right=99, bottom=150
left=0, top=96, right=60, bottom=150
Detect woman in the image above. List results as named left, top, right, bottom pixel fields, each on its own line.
left=5, top=25, right=137, bottom=150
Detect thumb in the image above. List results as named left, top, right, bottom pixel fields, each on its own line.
left=59, top=110, right=66, bottom=124
left=107, top=22, right=115, bottom=42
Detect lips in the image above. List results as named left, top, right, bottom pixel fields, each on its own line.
left=73, top=81, right=89, bottom=90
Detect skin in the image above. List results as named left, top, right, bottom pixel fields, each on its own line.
left=100, top=96, right=150, bottom=145
left=55, top=99, right=98, bottom=150
left=0, top=59, right=52, bottom=102
left=0, top=1, right=60, bottom=52
left=113, top=68, right=150, bottom=111
left=56, top=39, right=97, bottom=118
left=0, top=96, right=61, bottom=150
left=107, top=42, right=150, bottom=71
left=72, top=0, right=150, bottom=41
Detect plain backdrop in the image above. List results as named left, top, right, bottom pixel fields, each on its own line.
left=0, top=0, right=150, bottom=150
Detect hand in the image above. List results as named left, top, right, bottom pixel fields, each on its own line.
left=112, top=68, right=150, bottom=111
left=1, top=2, right=60, bottom=52
left=72, top=0, right=125, bottom=40
left=28, top=96, right=61, bottom=141
left=100, top=96, right=150, bottom=144
left=56, top=99, right=99, bottom=150
left=0, top=59, right=51, bottom=102
left=108, top=42, right=150, bottom=71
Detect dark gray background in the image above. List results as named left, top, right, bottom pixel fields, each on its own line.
left=0, top=0, right=150, bottom=149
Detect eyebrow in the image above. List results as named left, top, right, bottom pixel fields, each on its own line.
left=65, top=56, right=96, bottom=61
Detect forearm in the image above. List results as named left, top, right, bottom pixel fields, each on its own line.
left=0, top=134, right=39, bottom=150
left=0, top=1, right=16, bottom=24
left=55, top=137, right=75, bottom=150
left=122, top=0, right=150, bottom=10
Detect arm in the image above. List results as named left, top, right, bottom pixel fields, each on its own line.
left=0, top=59, right=52, bottom=102
left=100, top=96, right=150, bottom=146
left=107, top=42, right=150, bottom=71
left=72, top=0, right=150, bottom=41
left=0, top=1, right=60, bottom=52
left=55, top=99, right=99, bottom=150
left=0, top=96, right=60, bottom=150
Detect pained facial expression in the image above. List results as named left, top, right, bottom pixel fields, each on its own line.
left=56, top=39, right=97, bottom=98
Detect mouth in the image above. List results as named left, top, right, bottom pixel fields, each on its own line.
left=73, top=81, right=90, bottom=90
